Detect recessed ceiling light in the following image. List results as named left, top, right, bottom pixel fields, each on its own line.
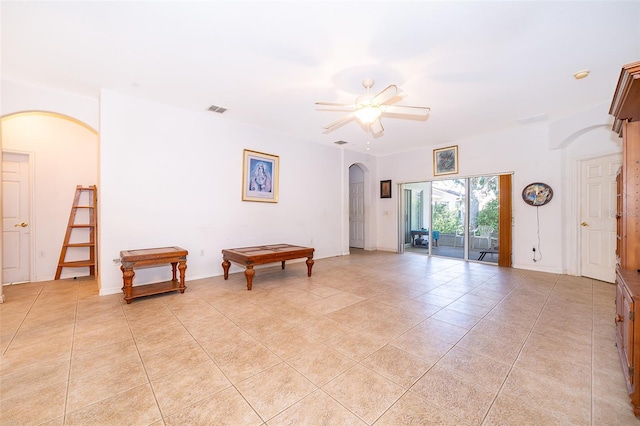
left=573, top=70, right=590, bottom=80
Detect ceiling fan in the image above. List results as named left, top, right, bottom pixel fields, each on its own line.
left=315, top=78, right=430, bottom=135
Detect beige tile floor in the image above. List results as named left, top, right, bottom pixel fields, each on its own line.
left=1, top=249, right=638, bottom=425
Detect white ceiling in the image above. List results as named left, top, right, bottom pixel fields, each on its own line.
left=2, top=1, right=639, bottom=156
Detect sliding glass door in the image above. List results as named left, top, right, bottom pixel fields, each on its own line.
left=404, top=182, right=431, bottom=251
left=401, top=175, right=500, bottom=263
left=431, top=179, right=466, bottom=259
left=469, top=176, right=499, bottom=262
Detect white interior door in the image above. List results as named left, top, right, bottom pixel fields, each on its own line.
left=349, top=182, right=364, bottom=248
left=3, top=152, right=31, bottom=284
left=580, top=154, right=621, bottom=283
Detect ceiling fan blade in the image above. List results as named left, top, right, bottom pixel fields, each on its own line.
left=371, top=85, right=399, bottom=106
left=369, top=118, right=384, bottom=135
left=315, top=101, right=354, bottom=107
left=323, top=113, right=354, bottom=130
left=381, top=105, right=431, bottom=116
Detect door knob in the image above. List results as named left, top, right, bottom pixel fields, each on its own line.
left=14, top=222, right=28, bottom=227
left=581, top=222, right=588, bottom=227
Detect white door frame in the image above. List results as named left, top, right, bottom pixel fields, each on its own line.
left=2, top=150, right=36, bottom=285
left=397, top=184, right=406, bottom=253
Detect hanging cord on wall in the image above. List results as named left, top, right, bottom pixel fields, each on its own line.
left=533, top=206, right=542, bottom=262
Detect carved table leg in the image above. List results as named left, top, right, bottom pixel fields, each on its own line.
left=171, top=262, right=178, bottom=281
left=178, top=260, right=187, bottom=293
left=306, top=257, right=314, bottom=277
left=222, top=259, right=230, bottom=279
left=122, top=267, right=135, bottom=304
left=245, top=266, right=255, bottom=290
left=281, top=261, right=286, bottom=269
left=120, top=264, right=126, bottom=292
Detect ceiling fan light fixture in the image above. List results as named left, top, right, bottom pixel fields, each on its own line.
left=316, top=79, right=429, bottom=133
left=354, top=106, right=381, bottom=124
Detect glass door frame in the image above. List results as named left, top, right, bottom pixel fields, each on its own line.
left=399, top=174, right=509, bottom=264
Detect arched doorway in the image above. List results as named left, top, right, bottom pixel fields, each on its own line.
left=1, top=112, right=98, bottom=287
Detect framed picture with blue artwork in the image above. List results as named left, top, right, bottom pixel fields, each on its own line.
left=433, top=145, right=458, bottom=176
left=242, top=149, right=279, bottom=202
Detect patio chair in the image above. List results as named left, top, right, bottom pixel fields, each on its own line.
left=453, top=226, right=465, bottom=247
left=472, top=225, right=494, bottom=249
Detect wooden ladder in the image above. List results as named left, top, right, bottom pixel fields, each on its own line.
left=55, top=185, right=97, bottom=280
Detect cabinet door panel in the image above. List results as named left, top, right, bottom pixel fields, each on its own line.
left=617, top=274, right=635, bottom=393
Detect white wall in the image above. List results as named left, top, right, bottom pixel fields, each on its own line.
left=98, top=90, right=344, bottom=295
left=375, top=111, right=622, bottom=274
left=0, top=80, right=99, bottom=131
left=2, top=79, right=624, bottom=292
left=2, top=113, right=98, bottom=281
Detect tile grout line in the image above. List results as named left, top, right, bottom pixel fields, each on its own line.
left=62, top=280, right=81, bottom=425
left=372, top=268, right=529, bottom=424
left=477, top=275, right=560, bottom=424
left=590, top=278, right=596, bottom=426
left=1, top=284, right=44, bottom=357
left=171, top=294, right=267, bottom=424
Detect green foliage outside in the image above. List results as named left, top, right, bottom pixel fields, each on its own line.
left=432, top=202, right=460, bottom=233
left=432, top=199, right=498, bottom=234
left=430, top=176, right=499, bottom=235
left=476, top=199, right=499, bottom=230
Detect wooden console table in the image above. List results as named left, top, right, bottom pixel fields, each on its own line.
left=221, top=244, right=314, bottom=290
left=120, top=246, right=188, bottom=304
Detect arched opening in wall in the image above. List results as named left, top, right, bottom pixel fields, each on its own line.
left=348, top=164, right=366, bottom=249
left=560, top=123, right=621, bottom=283
left=1, top=111, right=99, bottom=286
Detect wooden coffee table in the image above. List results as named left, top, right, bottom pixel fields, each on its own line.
left=221, top=244, right=314, bottom=290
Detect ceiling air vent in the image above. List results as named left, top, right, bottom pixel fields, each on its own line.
left=207, top=105, right=227, bottom=114
left=334, top=140, right=348, bottom=145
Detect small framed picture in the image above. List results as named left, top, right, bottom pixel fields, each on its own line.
left=433, top=145, right=459, bottom=176
left=242, top=149, right=279, bottom=202
left=380, top=180, right=392, bottom=198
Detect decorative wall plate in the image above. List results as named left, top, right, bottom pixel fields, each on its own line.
left=522, top=182, right=553, bottom=206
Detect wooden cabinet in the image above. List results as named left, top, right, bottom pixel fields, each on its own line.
left=616, top=170, right=623, bottom=264
left=611, top=61, right=640, bottom=417
left=618, top=120, right=640, bottom=270
left=616, top=268, right=640, bottom=416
